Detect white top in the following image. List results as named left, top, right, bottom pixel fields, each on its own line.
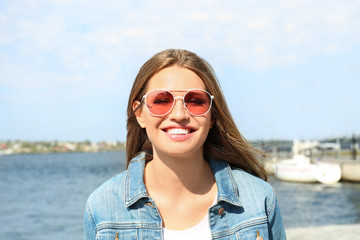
left=163, top=196, right=217, bottom=240
left=163, top=213, right=212, bottom=240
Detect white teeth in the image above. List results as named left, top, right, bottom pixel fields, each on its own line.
left=167, top=128, right=190, bottom=135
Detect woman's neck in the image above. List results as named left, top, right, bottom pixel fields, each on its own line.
left=144, top=150, right=215, bottom=198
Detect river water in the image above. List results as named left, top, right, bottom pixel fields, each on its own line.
left=0, top=152, right=359, bottom=240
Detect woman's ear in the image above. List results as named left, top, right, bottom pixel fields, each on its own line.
left=133, top=100, right=146, bottom=128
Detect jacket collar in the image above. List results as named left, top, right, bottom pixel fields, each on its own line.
left=209, top=159, right=242, bottom=207
left=124, top=152, right=149, bottom=207
left=124, top=152, right=242, bottom=207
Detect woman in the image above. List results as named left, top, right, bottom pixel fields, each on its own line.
left=84, top=49, right=286, bottom=240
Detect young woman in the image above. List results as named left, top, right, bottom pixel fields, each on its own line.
left=84, top=49, right=286, bottom=240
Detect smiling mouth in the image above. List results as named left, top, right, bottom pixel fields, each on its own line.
left=164, top=128, right=194, bottom=135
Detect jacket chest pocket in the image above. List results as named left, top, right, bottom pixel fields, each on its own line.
left=235, top=222, right=269, bottom=240
left=96, top=228, right=138, bottom=240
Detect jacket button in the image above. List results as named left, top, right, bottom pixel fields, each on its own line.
left=218, top=208, right=225, bottom=215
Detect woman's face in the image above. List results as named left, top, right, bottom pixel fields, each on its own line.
left=134, top=66, right=213, bottom=158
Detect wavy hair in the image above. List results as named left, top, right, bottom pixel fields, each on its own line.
left=126, top=49, right=267, bottom=180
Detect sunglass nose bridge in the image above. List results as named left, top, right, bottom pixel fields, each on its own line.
left=173, top=96, right=185, bottom=101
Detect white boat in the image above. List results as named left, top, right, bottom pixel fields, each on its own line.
left=275, top=154, right=342, bottom=184
left=275, top=154, right=317, bottom=183
left=311, top=161, right=342, bottom=184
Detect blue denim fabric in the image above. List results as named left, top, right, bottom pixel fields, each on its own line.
left=84, top=152, right=287, bottom=240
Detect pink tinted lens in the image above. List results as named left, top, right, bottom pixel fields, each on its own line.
left=146, top=90, right=174, bottom=115
left=184, top=90, right=211, bottom=115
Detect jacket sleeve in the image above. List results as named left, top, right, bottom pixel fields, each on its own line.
left=267, top=188, right=287, bottom=240
left=84, top=199, right=97, bottom=240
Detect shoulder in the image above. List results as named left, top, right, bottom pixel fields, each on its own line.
left=231, top=168, right=277, bottom=215
left=231, top=168, right=274, bottom=194
left=87, top=170, right=128, bottom=206
left=85, top=170, right=131, bottom=226
left=209, top=158, right=275, bottom=203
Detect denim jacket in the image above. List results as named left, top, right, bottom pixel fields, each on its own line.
left=84, top=152, right=287, bottom=240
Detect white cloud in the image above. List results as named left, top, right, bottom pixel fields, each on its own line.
left=254, top=45, right=263, bottom=54
left=181, top=12, right=209, bottom=22
left=217, top=12, right=236, bottom=23
left=285, top=23, right=295, bottom=31
left=122, top=28, right=149, bottom=38
left=245, top=19, right=269, bottom=31
left=323, top=43, right=339, bottom=55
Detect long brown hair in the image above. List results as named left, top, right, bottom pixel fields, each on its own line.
left=126, top=49, right=267, bottom=180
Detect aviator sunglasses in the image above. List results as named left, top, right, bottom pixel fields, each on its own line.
left=141, top=89, right=214, bottom=116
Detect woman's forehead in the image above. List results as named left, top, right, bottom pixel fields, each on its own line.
left=146, top=66, right=206, bottom=90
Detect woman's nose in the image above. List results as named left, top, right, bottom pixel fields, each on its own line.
left=168, top=97, right=190, bottom=121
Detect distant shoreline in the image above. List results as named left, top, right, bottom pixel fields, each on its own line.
left=1, top=136, right=358, bottom=155
left=0, top=140, right=126, bottom=155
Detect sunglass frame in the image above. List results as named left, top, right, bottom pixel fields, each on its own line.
left=141, top=89, right=214, bottom=116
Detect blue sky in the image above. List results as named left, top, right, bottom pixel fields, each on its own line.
left=0, top=0, right=359, bottom=142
